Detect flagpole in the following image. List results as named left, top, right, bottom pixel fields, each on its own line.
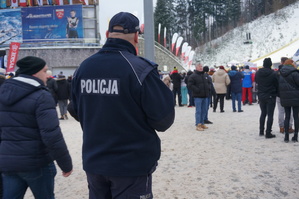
left=143, top=0, right=155, bottom=62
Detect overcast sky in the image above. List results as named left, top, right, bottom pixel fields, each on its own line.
left=98, top=0, right=157, bottom=44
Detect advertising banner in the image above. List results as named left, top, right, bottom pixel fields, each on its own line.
left=0, top=9, right=22, bottom=45
left=0, top=0, right=6, bottom=8
left=6, top=42, right=20, bottom=73
left=21, top=5, right=83, bottom=42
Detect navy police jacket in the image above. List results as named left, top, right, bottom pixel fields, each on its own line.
left=0, top=75, right=72, bottom=173
left=71, top=38, right=175, bottom=176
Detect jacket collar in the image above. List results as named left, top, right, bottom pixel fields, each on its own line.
left=14, top=74, right=45, bottom=87
left=101, top=38, right=137, bottom=55
left=195, top=70, right=204, bottom=75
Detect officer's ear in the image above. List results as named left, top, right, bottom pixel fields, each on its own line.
left=134, top=32, right=138, bottom=43
left=106, top=31, right=109, bottom=38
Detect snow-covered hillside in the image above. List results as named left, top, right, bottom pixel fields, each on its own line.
left=195, top=1, right=299, bottom=67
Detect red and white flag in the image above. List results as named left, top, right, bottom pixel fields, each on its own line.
left=55, top=0, right=63, bottom=5
left=181, top=42, right=188, bottom=59
left=19, top=0, right=26, bottom=6
left=163, top=27, right=167, bottom=47
left=184, top=46, right=192, bottom=63
left=6, top=42, right=20, bottom=73
left=80, top=0, right=88, bottom=5
left=171, top=33, right=178, bottom=53
left=188, top=50, right=195, bottom=67
left=175, top=36, right=183, bottom=56
left=158, top=23, right=161, bottom=44
left=11, top=0, right=18, bottom=7
left=37, top=0, right=43, bottom=5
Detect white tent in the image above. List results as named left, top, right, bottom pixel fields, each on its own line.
left=227, top=60, right=240, bottom=66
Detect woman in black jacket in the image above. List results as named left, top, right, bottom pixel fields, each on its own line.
left=279, top=59, right=299, bottom=142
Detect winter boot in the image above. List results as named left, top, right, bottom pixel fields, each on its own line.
left=284, top=132, right=289, bottom=143
left=196, top=124, right=204, bottom=131
left=265, top=130, right=275, bottom=139
left=201, top=124, right=208, bottom=129
left=291, top=132, right=298, bottom=142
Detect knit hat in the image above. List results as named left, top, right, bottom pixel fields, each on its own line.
left=231, top=65, right=237, bottom=70
left=108, top=12, right=140, bottom=34
left=203, top=66, right=209, bottom=72
left=16, top=56, right=46, bottom=75
left=263, top=58, right=272, bottom=68
left=219, top=66, right=225, bottom=70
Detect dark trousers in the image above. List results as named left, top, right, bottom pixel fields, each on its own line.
left=187, top=89, right=195, bottom=106
left=2, top=162, right=56, bottom=199
left=284, top=106, right=299, bottom=139
left=259, top=97, right=276, bottom=135
left=173, top=87, right=182, bottom=106
left=214, top=94, right=225, bottom=111
left=0, top=172, right=2, bottom=199
left=86, top=172, right=153, bottom=199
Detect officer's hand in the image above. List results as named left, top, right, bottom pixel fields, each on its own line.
left=62, top=170, right=73, bottom=177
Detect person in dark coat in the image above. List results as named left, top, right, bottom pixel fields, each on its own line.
left=185, top=70, right=194, bottom=107
left=255, top=58, right=278, bottom=139
left=203, top=66, right=214, bottom=124
left=170, top=67, right=184, bottom=106
left=70, top=12, right=174, bottom=198
left=0, top=68, right=5, bottom=199
left=228, top=65, right=244, bottom=112
left=56, top=74, right=70, bottom=120
left=0, top=56, right=72, bottom=199
left=188, top=62, right=210, bottom=131
left=279, top=59, right=299, bottom=142
left=46, top=70, right=58, bottom=105
left=276, top=57, right=294, bottom=134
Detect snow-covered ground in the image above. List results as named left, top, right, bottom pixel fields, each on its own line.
left=195, top=1, right=299, bottom=67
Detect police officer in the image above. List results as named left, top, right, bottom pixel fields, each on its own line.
left=70, top=12, right=175, bottom=199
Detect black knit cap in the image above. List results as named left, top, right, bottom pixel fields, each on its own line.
left=263, top=58, right=272, bottom=68
left=16, top=56, right=46, bottom=75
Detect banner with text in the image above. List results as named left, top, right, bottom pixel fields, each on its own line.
left=6, top=42, right=20, bottom=73
left=21, top=5, right=83, bottom=42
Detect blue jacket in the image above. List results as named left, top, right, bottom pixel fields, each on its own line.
left=71, top=38, right=175, bottom=176
left=0, top=75, right=72, bottom=173
left=242, top=69, right=253, bottom=88
left=228, top=70, right=244, bottom=93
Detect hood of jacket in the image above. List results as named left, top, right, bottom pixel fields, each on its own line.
left=256, top=67, right=274, bottom=78
left=280, top=65, right=297, bottom=78
left=0, top=75, right=46, bottom=106
left=228, top=70, right=238, bottom=77
left=215, top=69, right=226, bottom=76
